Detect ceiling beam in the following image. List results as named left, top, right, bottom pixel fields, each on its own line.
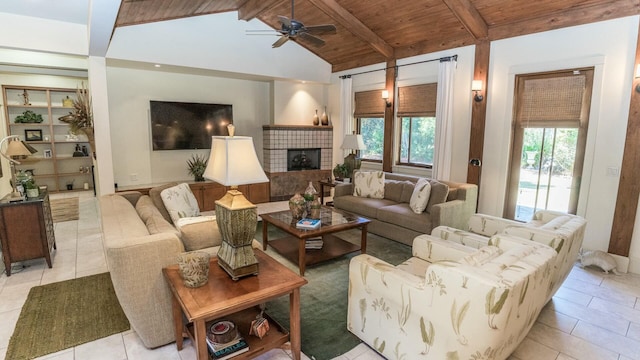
left=306, top=0, right=395, bottom=59
left=441, top=0, right=488, bottom=40
left=237, top=0, right=285, bottom=21
left=488, top=0, right=640, bottom=41
left=395, top=34, right=475, bottom=60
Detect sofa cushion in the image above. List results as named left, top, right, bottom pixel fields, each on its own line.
left=426, top=179, right=449, bottom=213
left=384, top=180, right=406, bottom=202
left=175, top=216, right=222, bottom=251
left=409, top=178, right=431, bottom=214
left=332, top=196, right=396, bottom=219
left=399, top=181, right=416, bottom=203
left=100, top=194, right=150, bottom=241
left=540, top=215, right=572, bottom=230
left=160, top=183, right=201, bottom=224
left=459, top=246, right=503, bottom=266
left=377, top=203, right=432, bottom=233
left=353, top=171, right=385, bottom=199
left=135, top=195, right=180, bottom=236
left=149, top=182, right=179, bottom=224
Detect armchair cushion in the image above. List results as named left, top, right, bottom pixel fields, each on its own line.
left=160, top=183, right=200, bottom=224
left=426, top=179, right=449, bottom=213
left=353, top=171, right=385, bottom=198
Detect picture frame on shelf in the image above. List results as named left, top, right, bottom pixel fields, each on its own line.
left=25, top=129, right=42, bottom=141
left=43, top=149, right=52, bottom=158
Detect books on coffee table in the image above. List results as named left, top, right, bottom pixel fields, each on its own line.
left=305, top=236, right=324, bottom=250
left=296, top=218, right=321, bottom=230
left=206, top=334, right=249, bottom=360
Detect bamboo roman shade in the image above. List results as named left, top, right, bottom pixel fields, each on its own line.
left=354, top=90, right=385, bottom=118
left=517, top=75, right=586, bottom=128
left=397, top=83, right=437, bottom=117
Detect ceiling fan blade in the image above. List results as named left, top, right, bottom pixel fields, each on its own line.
left=272, top=36, right=290, bottom=48
left=304, top=24, right=336, bottom=35
left=298, top=32, right=325, bottom=47
left=278, top=15, right=292, bottom=28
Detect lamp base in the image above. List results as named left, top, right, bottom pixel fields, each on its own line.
left=344, top=153, right=362, bottom=179
left=8, top=190, right=24, bottom=203
left=215, top=189, right=259, bottom=280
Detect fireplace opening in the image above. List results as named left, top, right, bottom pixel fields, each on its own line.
left=287, top=148, right=320, bottom=171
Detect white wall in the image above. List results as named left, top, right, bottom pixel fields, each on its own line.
left=0, top=13, right=87, bottom=55
left=272, top=81, right=328, bottom=125
left=106, top=66, right=270, bottom=187
left=482, top=16, right=639, bottom=269
left=327, top=46, right=475, bottom=183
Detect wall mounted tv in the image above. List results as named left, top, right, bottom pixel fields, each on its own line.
left=150, top=100, right=232, bottom=150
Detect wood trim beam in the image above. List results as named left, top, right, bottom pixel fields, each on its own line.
left=441, top=0, right=488, bottom=40
left=609, top=22, right=640, bottom=257
left=466, top=40, right=490, bottom=189
left=306, top=0, right=395, bottom=59
left=394, top=35, right=475, bottom=60
left=488, top=0, right=639, bottom=42
left=237, top=0, right=285, bottom=21
left=383, top=59, right=397, bottom=172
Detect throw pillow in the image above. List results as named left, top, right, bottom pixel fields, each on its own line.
left=352, top=171, right=385, bottom=199
left=160, top=183, right=201, bottom=225
left=425, top=179, right=449, bottom=213
left=149, top=182, right=180, bottom=224
left=175, top=216, right=221, bottom=251
left=409, top=178, right=431, bottom=214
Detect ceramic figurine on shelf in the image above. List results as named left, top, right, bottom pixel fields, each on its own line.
left=313, top=109, right=319, bottom=126
left=321, top=106, right=329, bottom=125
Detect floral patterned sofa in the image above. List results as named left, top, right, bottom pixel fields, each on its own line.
left=347, top=233, right=558, bottom=359
left=430, top=210, right=586, bottom=300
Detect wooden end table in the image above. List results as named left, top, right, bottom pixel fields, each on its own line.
left=163, top=250, right=307, bottom=360
left=260, top=206, right=370, bottom=276
left=318, top=180, right=339, bottom=206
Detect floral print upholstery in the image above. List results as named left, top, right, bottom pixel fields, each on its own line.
left=347, top=233, right=557, bottom=359
left=353, top=171, right=385, bottom=199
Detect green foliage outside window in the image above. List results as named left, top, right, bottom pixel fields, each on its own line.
left=400, top=116, right=436, bottom=166
left=359, top=117, right=384, bottom=160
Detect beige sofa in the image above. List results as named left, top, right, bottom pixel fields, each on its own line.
left=348, top=232, right=557, bottom=359
left=100, top=185, right=224, bottom=348
left=333, top=172, right=478, bottom=245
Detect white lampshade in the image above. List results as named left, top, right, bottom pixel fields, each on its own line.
left=471, top=80, right=483, bottom=91
left=203, top=136, right=268, bottom=186
left=340, top=134, right=367, bottom=151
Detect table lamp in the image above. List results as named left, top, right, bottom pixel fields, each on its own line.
left=340, top=133, right=366, bottom=179
left=0, top=135, right=36, bottom=201
left=203, top=128, right=269, bottom=280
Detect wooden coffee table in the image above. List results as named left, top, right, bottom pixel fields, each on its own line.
left=261, top=206, right=370, bottom=275
left=163, top=250, right=307, bottom=360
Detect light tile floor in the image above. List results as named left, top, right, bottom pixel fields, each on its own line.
left=0, top=191, right=639, bottom=360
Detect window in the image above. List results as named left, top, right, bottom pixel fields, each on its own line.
left=397, top=83, right=437, bottom=167
left=354, top=90, right=386, bottom=161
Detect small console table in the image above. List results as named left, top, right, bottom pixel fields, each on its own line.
left=0, top=190, right=56, bottom=276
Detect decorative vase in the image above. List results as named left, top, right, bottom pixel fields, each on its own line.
left=321, top=106, right=329, bottom=125
left=177, top=251, right=210, bottom=288
left=26, top=188, right=39, bottom=198
left=309, top=198, right=321, bottom=219
left=312, top=109, right=319, bottom=126
left=304, top=181, right=318, bottom=214
left=289, top=193, right=306, bottom=219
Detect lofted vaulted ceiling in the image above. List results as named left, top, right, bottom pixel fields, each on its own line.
left=115, top=0, right=640, bottom=72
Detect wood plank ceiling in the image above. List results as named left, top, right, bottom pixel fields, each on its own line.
left=115, top=0, right=640, bottom=72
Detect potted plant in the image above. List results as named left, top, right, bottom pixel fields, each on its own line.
left=187, top=154, right=208, bottom=181
left=333, top=163, right=349, bottom=181
left=24, top=179, right=39, bottom=198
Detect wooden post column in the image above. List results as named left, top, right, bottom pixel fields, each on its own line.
left=609, top=23, right=640, bottom=257
left=466, top=40, right=490, bottom=188
left=382, top=59, right=397, bottom=173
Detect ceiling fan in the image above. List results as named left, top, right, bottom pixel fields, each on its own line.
left=249, top=0, right=337, bottom=48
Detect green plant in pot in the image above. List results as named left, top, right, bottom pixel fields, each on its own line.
left=23, top=179, right=39, bottom=198
left=14, top=110, right=43, bottom=123
left=187, top=154, right=208, bottom=181
left=333, top=163, right=349, bottom=181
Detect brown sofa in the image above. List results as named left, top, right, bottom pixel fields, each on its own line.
left=333, top=172, right=478, bottom=246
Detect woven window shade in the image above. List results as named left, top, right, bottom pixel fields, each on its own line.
left=397, top=83, right=437, bottom=117
left=518, top=75, right=586, bottom=128
left=354, top=90, right=385, bottom=118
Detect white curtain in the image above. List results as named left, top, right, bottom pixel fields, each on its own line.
left=340, top=76, right=353, bottom=158
left=432, top=58, right=456, bottom=180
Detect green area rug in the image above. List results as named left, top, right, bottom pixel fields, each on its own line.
left=258, top=223, right=412, bottom=360
left=5, top=273, right=130, bottom=360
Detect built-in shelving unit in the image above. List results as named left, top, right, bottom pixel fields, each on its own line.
left=2, top=85, right=94, bottom=192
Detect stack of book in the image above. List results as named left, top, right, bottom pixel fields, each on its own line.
left=305, top=237, right=324, bottom=250
left=296, top=218, right=321, bottom=230
left=205, top=333, right=249, bottom=360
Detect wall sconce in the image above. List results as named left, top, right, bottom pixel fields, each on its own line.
left=471, top=80, right=484, bottom=102
left=381, top=90, right=391, bottom=107
left=635, top=64, right=640, bottom=93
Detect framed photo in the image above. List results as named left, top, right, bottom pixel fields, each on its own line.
left=25, top=129, right=43, bottom=141
left=43, top=149, right=52, bottom=158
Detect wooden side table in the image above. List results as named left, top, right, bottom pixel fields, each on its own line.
left=163, top=250, right=307, bottom=360
left=318, top=180, right=339, bottom=206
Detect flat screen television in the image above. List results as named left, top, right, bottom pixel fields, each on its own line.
left=150, top=100, right=233, bottom=150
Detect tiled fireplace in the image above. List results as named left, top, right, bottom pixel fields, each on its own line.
left=263, top=125, right=332, bottom=201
